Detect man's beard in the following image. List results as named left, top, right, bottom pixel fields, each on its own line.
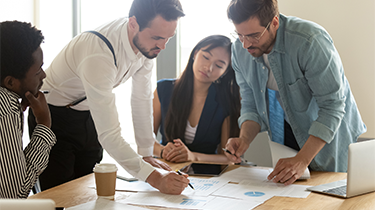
left=133, top=34, right=159, bottom=59
left=248, top=32, right=276, bottom=57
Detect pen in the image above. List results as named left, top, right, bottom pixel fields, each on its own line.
left=175, top=169, right=194, bottom=190
left=41, top=90, right=49, bottom=94
left=222, top=148, right=238, bottom=158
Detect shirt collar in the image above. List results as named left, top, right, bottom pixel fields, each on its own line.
left=271, top=13, right=286, bottom=55
left=0, top=86, right=21, bottom=111
left=0, top=86, right=20, bottom=100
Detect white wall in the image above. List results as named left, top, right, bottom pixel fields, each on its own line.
left=278, top=0, right=375, bottom=138
left=0, top=0, right=34, bottom=23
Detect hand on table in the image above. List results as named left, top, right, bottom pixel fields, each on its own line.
left=143, top=156, right=171, bottom=171
left=164, top=139, right=195, bottom=162
left=267, top=156, right=309, bottom=185
left=146, top=170, right=189, bottom=195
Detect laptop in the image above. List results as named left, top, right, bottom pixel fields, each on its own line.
left=307, top=140, right=375, bottom=198
left=0, top=199, right=56, bottom=210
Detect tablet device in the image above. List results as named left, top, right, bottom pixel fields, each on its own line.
left=180, top=163, right=229, bottom=176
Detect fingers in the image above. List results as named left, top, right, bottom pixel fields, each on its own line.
left=225, top=138, right=242, bottom=163
left=26, top=91, right=51, bottom=128
left=173, top=139, right=183, bottom=146
left=158, top=161, right=172, bottom=171
left=143, top=157, right=172, bottom=171
left=162, top=172, right=189, bottom=195
left=165, top=148, right=187, bottom=162
left=267, top=158, right=303, bottom=186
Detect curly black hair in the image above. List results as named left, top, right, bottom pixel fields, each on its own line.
left=0, top=21, right=44, bottom=84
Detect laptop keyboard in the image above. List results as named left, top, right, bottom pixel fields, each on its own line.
left=323, top=185, right=347, bottom=196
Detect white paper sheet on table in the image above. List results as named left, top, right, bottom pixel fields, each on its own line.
left=116, top=179, right=157, bottom=192
left=119, top=192, right=215, bottom=209
left=239, top=180, right=312, bottom=198
left=115, top=177, right=229, bottom=196
left=202, top=196, right=263, bottom=210
left=268, top=139, right=310, bottom=179
left=218, top=167, right=271, bottom=183
left=212, top=182, right=284, bottom=203
left=66, top=199, right=148, bottom=210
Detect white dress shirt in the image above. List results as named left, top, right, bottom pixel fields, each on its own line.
left=42, top=18, right=155, bottom=181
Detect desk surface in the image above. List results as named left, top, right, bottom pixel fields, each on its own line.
left=29, top=162, right=375, bottom=210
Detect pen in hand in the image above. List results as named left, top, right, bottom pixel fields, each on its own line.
left=222, top=148, right=238, bottom=158
left=175, top=169, right=194, bottom=190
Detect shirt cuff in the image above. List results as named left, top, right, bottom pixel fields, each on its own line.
left=137, top=146, right=154, bottom=157
left=308, top=121, right=335, bottom=144
left=238, top=112, right=266, bottom=131
left=137, top=162, right=156, bottom=181
left=33, top=124, right=57, bottom=145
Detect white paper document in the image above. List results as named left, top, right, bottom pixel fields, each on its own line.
left=239, top=180, right=312, bottom=198
left=186, top=177, right=229, bottom=196
left=219, top=167, right=270, bottom=183
left=119, top=192, right=215, bottom=209
left=212, top=182, right=284, bottom=203
left=202, top=196, right=262, bottom=210
left=268, top=139, right=310, bottom=179
left=115, top=177, right=229, bottom=196
left=66, top=199, right=148, bottom=210
left=116, top=179, right=157, bottom=192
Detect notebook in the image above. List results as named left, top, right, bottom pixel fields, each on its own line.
left=0, top=199, right=55, bottom=210
left=307, top=140, right=375, bottom=198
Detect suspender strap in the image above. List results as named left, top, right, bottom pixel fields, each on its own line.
left=86, top=30, right=117, bottom=67
left=66, top=31, right=117, bottom=108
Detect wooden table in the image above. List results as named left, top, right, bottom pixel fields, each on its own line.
left=29, top=162, right=375, bottom=210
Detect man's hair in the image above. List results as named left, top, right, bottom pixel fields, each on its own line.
left=0, top=21, right=44, bottom=84
left=227, top=0, right=279, bottom=27
left=129, top=0, right=185, bottom=31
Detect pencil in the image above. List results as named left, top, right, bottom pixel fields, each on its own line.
left=175, top=169, right=194, bottom=190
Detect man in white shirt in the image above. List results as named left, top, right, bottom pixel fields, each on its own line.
left=28, top=0, right=189, bottom=194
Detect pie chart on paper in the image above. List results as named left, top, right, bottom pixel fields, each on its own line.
left=244, top=191, right=265, bottom=197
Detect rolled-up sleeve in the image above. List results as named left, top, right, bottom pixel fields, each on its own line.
left=299, top=32, right=346, bottom=143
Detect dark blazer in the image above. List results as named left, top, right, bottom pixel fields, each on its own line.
left=157, top=79, right=228, bottom=154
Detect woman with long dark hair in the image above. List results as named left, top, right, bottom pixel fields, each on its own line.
left=153, top=35, right=240, bottom=163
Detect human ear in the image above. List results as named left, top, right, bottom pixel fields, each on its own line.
left=2, top=76, right=21, bottom=93
left=271, top=16, right=279, bottom=31
left=128, top=16, right=139, bottom=33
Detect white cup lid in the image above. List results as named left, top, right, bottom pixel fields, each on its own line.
left=93, top=163, right=118, bottom=173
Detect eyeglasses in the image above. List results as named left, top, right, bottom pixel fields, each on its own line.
left=232, top=21, right=271, bottom=44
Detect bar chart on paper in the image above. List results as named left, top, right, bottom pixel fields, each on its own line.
left=180, top=198, right=208, bottom=206
left=185, top=178, right=229, bottom=196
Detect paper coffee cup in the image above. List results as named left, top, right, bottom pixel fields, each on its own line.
left=93, top=163, right=118, bottom=200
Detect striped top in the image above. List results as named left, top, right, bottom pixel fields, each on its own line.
left=0, top=87, right=56, bottom=198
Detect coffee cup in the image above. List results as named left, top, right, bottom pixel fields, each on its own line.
left=93, top=163, right=118, bottom=200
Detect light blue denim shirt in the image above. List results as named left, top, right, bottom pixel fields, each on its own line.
left=232, top=14, right=366, bottom=172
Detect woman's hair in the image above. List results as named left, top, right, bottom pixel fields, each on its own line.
left=0, top=21, right=44, bottom=84
left=164, top=35, right=241, bottom=143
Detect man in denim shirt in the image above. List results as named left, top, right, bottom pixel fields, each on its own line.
left=224, top=0, right=366, bottom=185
